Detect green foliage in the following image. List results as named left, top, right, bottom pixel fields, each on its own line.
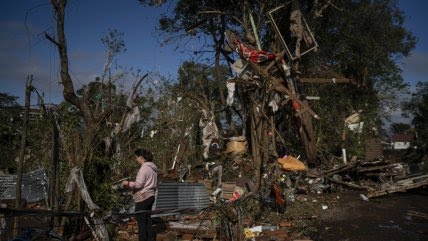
left=390, top=122, right=412, bottom=135
left=25, top=111, right=53, bottom=171
left=403, top=81, right=428, bottom=154
left=92, top=182, right=119, bottom=210
left=310, top=0, right=415, bottom=111
left=177, top=61, right=222, bottom=102
left=151, top=0, right=416, bottom=164
left=101, top=29, right=127, bottom=55
left=0, top=92, right=20, bottom=172
left=297, top=0, right=416, bottom=161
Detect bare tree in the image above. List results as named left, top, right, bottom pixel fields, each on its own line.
left=47, top=0, right=110, bottom=167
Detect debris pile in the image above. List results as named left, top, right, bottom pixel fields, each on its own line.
left=306, top=157, right=427, bottom=199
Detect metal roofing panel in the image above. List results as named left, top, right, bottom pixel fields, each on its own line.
left=154, top=182, right=210, bottom=211
left=0, top=168, right=48, bottom=203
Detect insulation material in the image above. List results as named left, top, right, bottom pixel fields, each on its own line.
left=225, top=136, right=247, bottom=155
left=277, top=155, right=306, bottom=172
left=345, top=112, right=363, bottom=133
left=345, top=112, right=360, bottom=125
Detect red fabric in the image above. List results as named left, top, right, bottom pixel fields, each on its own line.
left=235, top=39, right=279, bottom=63
left=229, top=191, right=241, bottom=202
left=292, top=101, right=300, bottom=111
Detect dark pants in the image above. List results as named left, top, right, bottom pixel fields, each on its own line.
left=135, top=196, right=155, bottom=241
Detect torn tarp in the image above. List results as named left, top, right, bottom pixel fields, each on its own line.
left=65, top=167, right=100, bottom=210
left=225, top=29, right=283, bottom=65
left=235, top=39, right=279, bottom=64
left=113, top=75, right=146, bottom=134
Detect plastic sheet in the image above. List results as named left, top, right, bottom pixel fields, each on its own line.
left=64, top=167, right=100, bottom=210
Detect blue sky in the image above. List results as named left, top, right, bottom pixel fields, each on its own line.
left=398, top=1, right=428, bottom=86
left=1, top=0, right=193, bottom=104
left=1, top=0, right=427, bottom=110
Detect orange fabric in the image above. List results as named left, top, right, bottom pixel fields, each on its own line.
left=277, top=155, right=306, bottom=171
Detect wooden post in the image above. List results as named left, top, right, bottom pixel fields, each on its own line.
left=49, top=111, right=59, bottom=210
left=14, top=74, right=32, bottom=236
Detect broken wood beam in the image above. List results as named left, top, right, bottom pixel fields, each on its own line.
left=269, top=76, right=320, bottom=119
left=406, top=210, right=428, bottom=220
left=265, top=50, right=286, bottom=72
left=356, top=163, right=401, bottom=173
left=367, top=174, right=428, bottom=198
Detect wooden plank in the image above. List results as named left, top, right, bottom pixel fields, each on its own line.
left=396, top=174, right=428, bottom=185
left=357, top=163, right=400, bottom=173
left=406, top=210, right=428, bottom=219
left=367, top=176, right=428, bottom=198
left=254, top=229, right=290, bottom=241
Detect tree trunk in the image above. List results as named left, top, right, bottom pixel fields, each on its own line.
left=299, top=99, right=317, bottom=165
left=250, top=91, right=270, bottom=192
left=49, top=111, right=60, bottom=210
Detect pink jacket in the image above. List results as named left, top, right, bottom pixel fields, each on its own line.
left=129, top=162, right=158, bottom=202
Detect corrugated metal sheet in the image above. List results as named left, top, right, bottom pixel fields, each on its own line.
left=0, top=168, right=48, bottom=203
left=154, top=182, right=210, bottom=211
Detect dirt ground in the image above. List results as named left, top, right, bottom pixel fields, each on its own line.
left=3, top=189, right=427, bottom=241
left=307, top=189, right=428, bottom=241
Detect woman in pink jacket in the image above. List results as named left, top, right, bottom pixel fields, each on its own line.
left=122, top=148, right=158, bottom=241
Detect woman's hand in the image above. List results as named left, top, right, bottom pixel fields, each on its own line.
left=121, top=180, right=130, bottom=189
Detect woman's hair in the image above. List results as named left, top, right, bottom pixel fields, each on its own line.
left=134, top=148, right=153, bottom=162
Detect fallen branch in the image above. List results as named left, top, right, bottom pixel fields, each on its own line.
left=327, top=176, right=369, bottom=190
